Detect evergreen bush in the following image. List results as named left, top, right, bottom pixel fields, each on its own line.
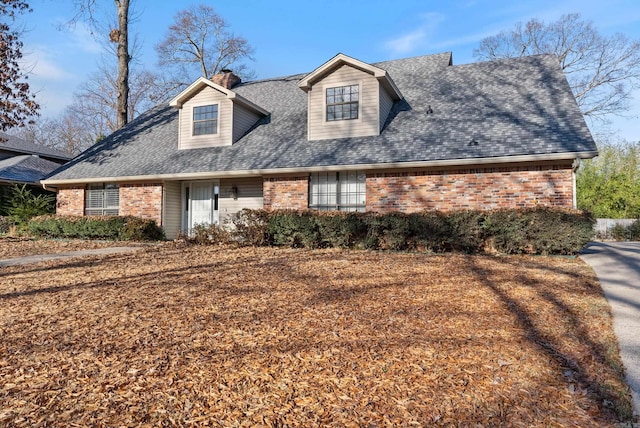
left=26, top=215, right=164, bottom=241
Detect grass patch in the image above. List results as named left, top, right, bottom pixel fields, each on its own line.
left=0, top=242, right=633, bottom=426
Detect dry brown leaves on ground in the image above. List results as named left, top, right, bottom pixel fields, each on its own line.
left=0, top=237, right=142, bottom=260
left=0, top=242, right=633, bottom=426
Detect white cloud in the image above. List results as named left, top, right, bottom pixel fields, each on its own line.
left=24, top=48, right=74, bottom=80
left=383, top=12, right=446, bottom=55
left=68, top=22, right=103, bottom=54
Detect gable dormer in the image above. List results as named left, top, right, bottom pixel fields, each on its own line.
left=298, top=53, right=403, bottom=141
left=170, top=71, right=268, bottom=149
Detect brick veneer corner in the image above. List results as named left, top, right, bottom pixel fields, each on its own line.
left=56, top=186, right=85, bottom=216
left=119, top=183, right=163, bottom=225
left=263, top=176, right=309, bottom=210
left=366, top=164, right=574, bottom=212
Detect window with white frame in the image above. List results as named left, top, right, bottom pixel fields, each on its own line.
left=309, top=171, right=366, bottom=212
left=85, top=183, right=119, bottom=216
left=193, top=104, right=218, bottom=135
left=326, top=84, right=359, bottom=121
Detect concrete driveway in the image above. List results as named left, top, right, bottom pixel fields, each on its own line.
left=581, top=241, right=640, bottom=419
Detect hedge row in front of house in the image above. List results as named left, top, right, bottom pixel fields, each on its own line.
left=26, top=215, right=165, bottom=241
left=189, top=207, right=595, bottom=255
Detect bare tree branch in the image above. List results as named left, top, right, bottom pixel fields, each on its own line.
left=155, top=4, right=254, bottom=92
left=474, top=13, right=640, bottom=123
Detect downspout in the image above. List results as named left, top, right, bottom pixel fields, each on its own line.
left=571, top=158, right=581, bottom=209
left=41, top=182, right=56, bottom=192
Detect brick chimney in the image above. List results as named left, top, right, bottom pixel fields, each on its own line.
left=210, top=69, right=241, bottom=89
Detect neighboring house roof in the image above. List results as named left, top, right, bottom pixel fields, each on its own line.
left=0, top=132, right=72, bottom=163
left=0, top=155, right=65, bottom=184
left=44, top=52, right=597, bottom=183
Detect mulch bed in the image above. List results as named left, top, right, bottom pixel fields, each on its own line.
left=0, top=242, right=633, bottom=426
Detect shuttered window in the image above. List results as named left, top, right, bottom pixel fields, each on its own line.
left=309, top=171, right=366, bottom=212
left=86, top=183, right=119, bottom=216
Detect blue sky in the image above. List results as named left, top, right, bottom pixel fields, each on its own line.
left=20, top=0, right=640, bottom=141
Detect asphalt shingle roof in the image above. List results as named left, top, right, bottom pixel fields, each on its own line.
left=0, top=155, right=65, bottom=184
left=46, top=52, right=596, bottom=182
left=0, top=132, right=72, bottom=162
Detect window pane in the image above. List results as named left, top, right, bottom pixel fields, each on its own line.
left=326, top=85, right=359, bottom=122
left=193, top=105, right=218, bottom=135
left=86, top=184, right=119, bottom=215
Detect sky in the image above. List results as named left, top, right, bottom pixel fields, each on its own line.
left=17, top=0, right=640, bottom=141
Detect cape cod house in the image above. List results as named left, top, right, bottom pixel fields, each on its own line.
left=42, top=52, right=597, bottom=239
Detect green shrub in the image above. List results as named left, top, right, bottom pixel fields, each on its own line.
left=315, top=211, right=367, bottom=248
left=446, top=210, right=487, bottom=253
left=610, top=223, right=629, bottom=241
left=483, top=209, right=529, bottom=254
left=268, top=210, right=321, bottom=248
left=0, top=216, right=14, bottom=235
left=628, top=220, right=640, bottom=241
left=5, top=184, right=55, bottom=225
left=26, top=215, right=164, bottom=241
left=230, top=208, right=271, bottom=246
left=120, top=216, right=165, bottom=241
left=409, top=211, right=451, bottom=252
left=208, top=208, right=594, bottom=255
left=523, top=208, right=594, bottom=255
left=363, top=212, right=413, bottom=251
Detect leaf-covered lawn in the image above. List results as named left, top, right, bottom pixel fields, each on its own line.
left=0, top=237, right=142, bottom=260
left=0, top=242, right=633, bottom=426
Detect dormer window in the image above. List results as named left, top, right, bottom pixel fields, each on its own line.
left=193, top=104, right=218, bottom=135
left=326, top=84, right=359, bottom=121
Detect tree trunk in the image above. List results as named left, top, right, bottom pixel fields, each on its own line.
left=115, top=0, right=129, bottom=129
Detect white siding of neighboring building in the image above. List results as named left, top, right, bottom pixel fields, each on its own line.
left=218, top=177, right=263, bottom=224
left=307, top=65, right=380, bottom=141
left=162, top=181, right=182, bottom=240
left=178, top=86, right=233, bottom=149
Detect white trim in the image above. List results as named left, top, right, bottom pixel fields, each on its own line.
left=170, top=77, right=269, bottom=116
left=323, top=81, right=363, bottom=124
left=41, top=151, right=598, bottom=187
left=298, top=53, right=403, bottom=100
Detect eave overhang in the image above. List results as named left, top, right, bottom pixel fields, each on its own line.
left=297, top=53, right=403, bottom=101
left=169, top=77, right=269, bottom=116
left=41, top=150, right=598, bottom=188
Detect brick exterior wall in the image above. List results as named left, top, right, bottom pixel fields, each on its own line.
left=56, top=186, right=85, bottom=216
left=119, top=183, right=163, bottom=225
left=263, top=176, right=309, bottom=210
left=366, top=164, right=574, bottom=212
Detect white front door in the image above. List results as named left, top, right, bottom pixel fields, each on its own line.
left=184, top=181, right=219, bottom=233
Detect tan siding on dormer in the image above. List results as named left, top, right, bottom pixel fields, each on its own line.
left=308, top=65, right=379, bottom=141
left=179, top=86, right=233, bottom=149
left=233, top=104, right=261, bottom=143
left=379, top=87, right=394, bottom=132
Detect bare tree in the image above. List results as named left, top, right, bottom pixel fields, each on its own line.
left=70, top=61, right=166, bottom=134
left=11, top=63, right=164, bottom=156
left=155, top=4, right=254, bottom=91
left=0, top=0, right=39, bottom=131
left=474, top=13, right=640, bottom=122
left=70, top=0, right=131, bottom=129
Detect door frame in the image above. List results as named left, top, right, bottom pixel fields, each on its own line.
left=181, top=180, right=220, bottom=233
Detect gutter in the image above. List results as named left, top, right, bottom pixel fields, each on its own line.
left=40, top=150, right=599, bottom=187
